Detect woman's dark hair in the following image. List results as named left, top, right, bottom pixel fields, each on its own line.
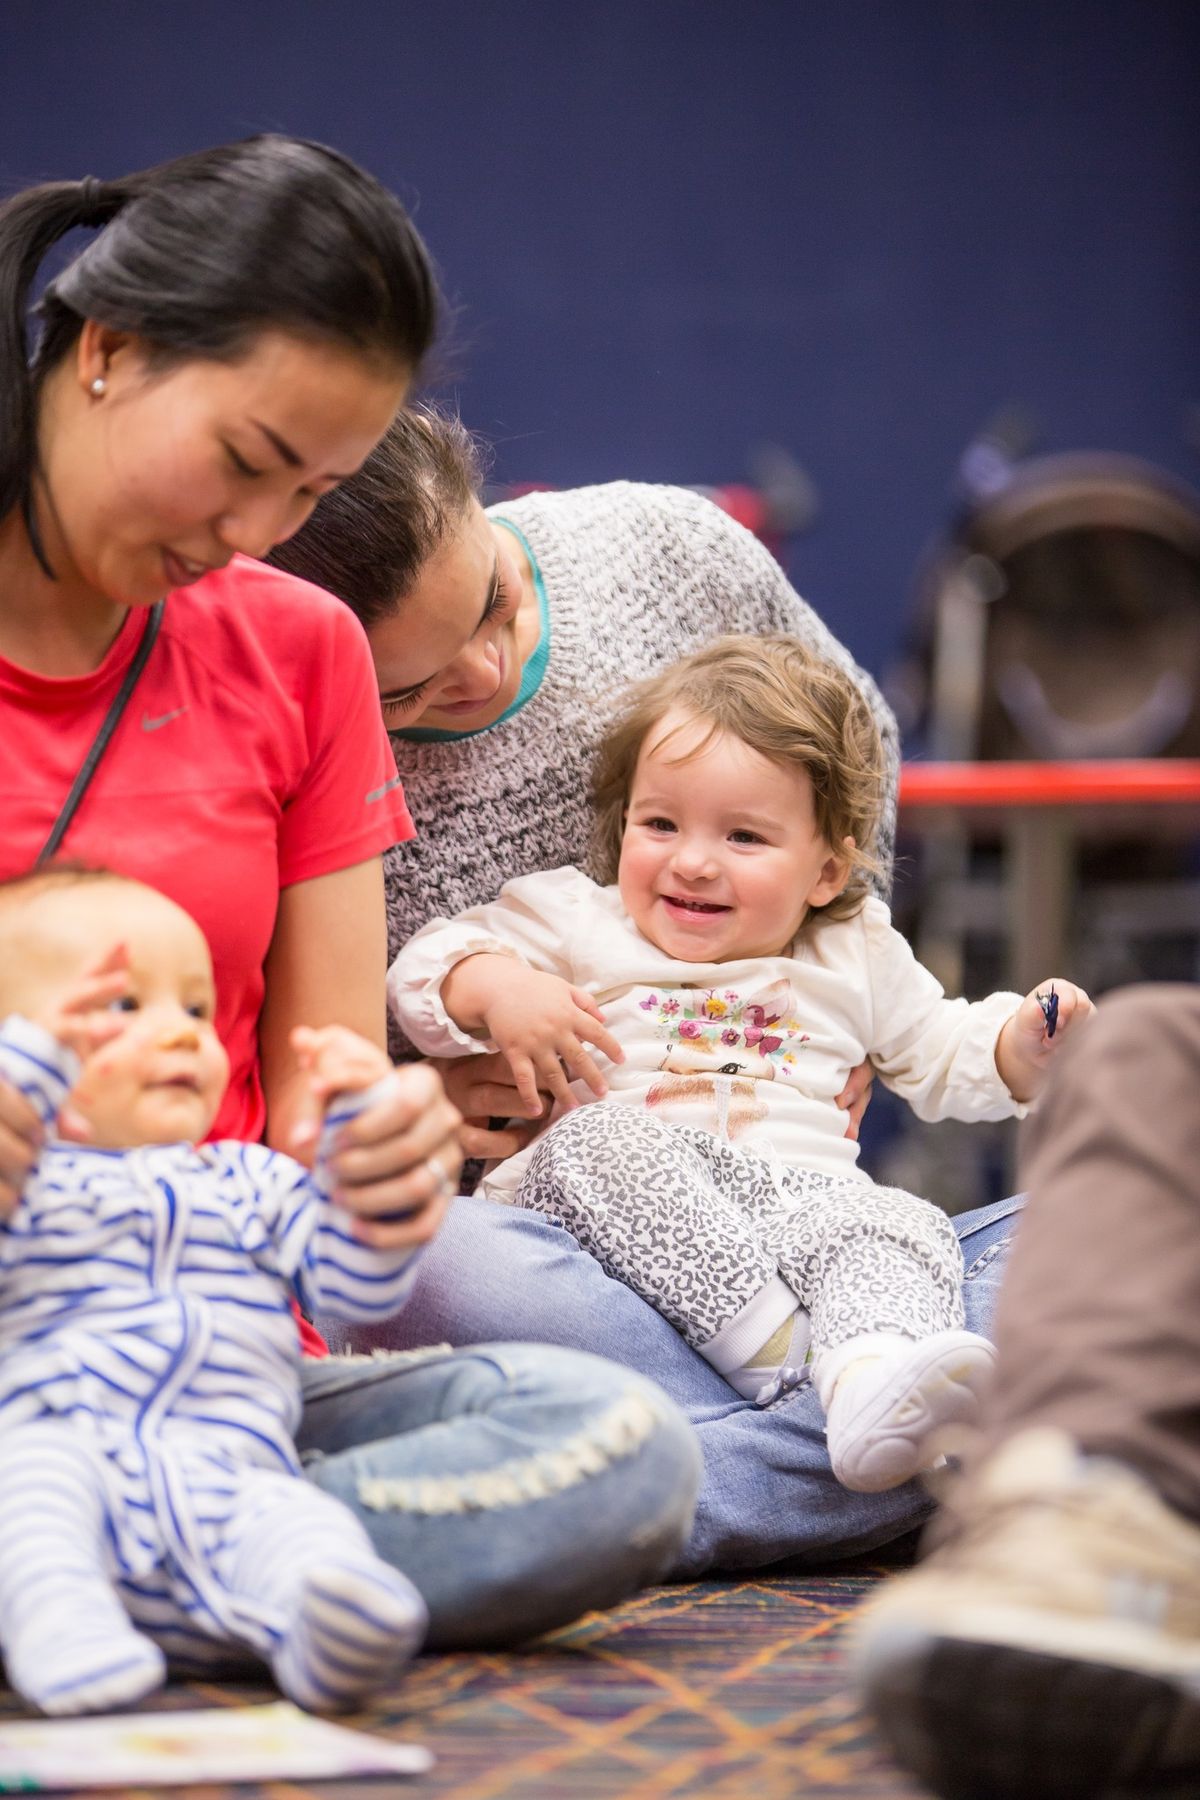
left=267, top=405, right=486, bottom=629
left=0, top=134, right=438, bottom=568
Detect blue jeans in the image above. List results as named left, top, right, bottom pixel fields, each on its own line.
left=318, top=1193, right=1023, bottom=1579
left=297, top=1341, right=700, bottom=1648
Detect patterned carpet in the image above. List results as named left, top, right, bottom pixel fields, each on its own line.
left=0, top=1569, right=927, bottom=1798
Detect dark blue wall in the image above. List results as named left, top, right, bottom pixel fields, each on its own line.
left=3, top=0, right=1196, bottom=674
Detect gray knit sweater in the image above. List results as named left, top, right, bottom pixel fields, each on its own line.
left=385, top=481, right=898, bottom=1057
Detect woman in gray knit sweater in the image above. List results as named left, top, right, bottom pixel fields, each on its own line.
left=270, top=411, right=1022, bottom=1575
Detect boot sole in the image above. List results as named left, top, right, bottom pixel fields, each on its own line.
left=860, top=1624, right=1200, bottom=1799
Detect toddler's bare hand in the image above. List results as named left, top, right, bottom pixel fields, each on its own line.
left=1016, top=980, right=1095, bottom=1056
left=997, top=979, right=1096, bottom=1101
left=484, top=972, right=623, bottom=1112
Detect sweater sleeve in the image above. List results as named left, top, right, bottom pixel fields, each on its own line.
left=859, top=901, right=1029, bottom=1123
left=388, top=866, right=589, bottom=1057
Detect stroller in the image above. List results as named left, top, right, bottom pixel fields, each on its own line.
left=889, top=441, right=1200, bottom=996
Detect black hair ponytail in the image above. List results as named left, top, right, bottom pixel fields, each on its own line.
left=0, top=177, right=127, bottom=556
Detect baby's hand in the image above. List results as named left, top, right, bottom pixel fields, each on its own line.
left=290, top=1024, right=392, bottom=1106
left=291, top=1027, right=463, bottom=1239
left=483, top=969, right=623, bottom=1113
left=38, top=944, right=132, bottom=1064
left=995, top=979, right=1096, bottom=1102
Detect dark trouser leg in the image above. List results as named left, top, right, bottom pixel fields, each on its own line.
left=980, top=983, right=1200, bottom=1522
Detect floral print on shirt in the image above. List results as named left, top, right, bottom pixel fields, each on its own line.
left=638, top=979, right=811, bottom=1081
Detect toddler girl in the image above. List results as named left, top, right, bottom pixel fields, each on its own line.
left=391, top=636, right=1092, bottom=1492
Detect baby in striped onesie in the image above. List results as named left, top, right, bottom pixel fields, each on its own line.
left=0, top=867, right=426, bottom=1716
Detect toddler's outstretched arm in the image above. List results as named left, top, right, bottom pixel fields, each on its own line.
left=994, top=979, right=1096, bottom=1102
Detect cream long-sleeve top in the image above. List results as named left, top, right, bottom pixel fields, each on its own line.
left=389, top=868, right=1026, bottom=1200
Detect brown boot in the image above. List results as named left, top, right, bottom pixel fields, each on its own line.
left=851, top=1429, right=1200, bottom=1799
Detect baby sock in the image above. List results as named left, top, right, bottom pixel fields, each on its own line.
left=816, top=1329, right=996, bottom=1494
left=5, top=1614, right=165, bottom=1716
left=272, top=1558, right=428, bottom=1712
left=0, top=1427, right=165, bottom=1715
left=700, top=1274, right=812, bottom=1404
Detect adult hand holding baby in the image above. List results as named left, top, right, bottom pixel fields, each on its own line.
left=291, top=1023, right=465, bottom=1251
left=436, top=1045, right=879, bottom=1160
left=835, top=1058, right=876, bottom=1142
left=438, top=1050, right=552, bottom=1161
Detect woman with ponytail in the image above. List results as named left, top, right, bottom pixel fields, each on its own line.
left=0, top=138, right=698, bottom=1655
left=0, top=137, right=436, bottom=1155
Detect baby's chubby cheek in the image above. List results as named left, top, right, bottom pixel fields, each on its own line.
left=68, top=1067, right=111, bottom=1116
left=81, top=1048, right=121, bottom=1086
left=71, top=1037, right=149, bottom=1106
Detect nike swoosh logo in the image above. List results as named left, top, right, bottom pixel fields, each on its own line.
left=366, top=774, right=402, bottom=805
left=142, top=706, right=189, bottom=732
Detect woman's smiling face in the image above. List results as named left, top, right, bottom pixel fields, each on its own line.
left=367, top=500, right=532, bottom=731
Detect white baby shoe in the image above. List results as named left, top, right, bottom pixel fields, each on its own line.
left=820, top=1330, right=996, bottom=1493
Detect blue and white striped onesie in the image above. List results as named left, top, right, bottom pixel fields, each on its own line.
left=0, top=1016, right=427, bottom=1715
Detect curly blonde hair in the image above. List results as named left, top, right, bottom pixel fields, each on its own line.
left=590, top=635, right=886, bottom=925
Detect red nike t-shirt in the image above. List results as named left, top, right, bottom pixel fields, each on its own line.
left=0, top=555, right=414, bottom=1152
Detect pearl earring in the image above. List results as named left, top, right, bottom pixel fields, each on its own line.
left=90, top=376, right=106, bottom=397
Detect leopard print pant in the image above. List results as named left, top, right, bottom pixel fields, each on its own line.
left=515, top=1105, right=965, bottom=1359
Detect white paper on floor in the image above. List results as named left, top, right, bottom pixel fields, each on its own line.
left=0, top=1699, right=432, bottom=1787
